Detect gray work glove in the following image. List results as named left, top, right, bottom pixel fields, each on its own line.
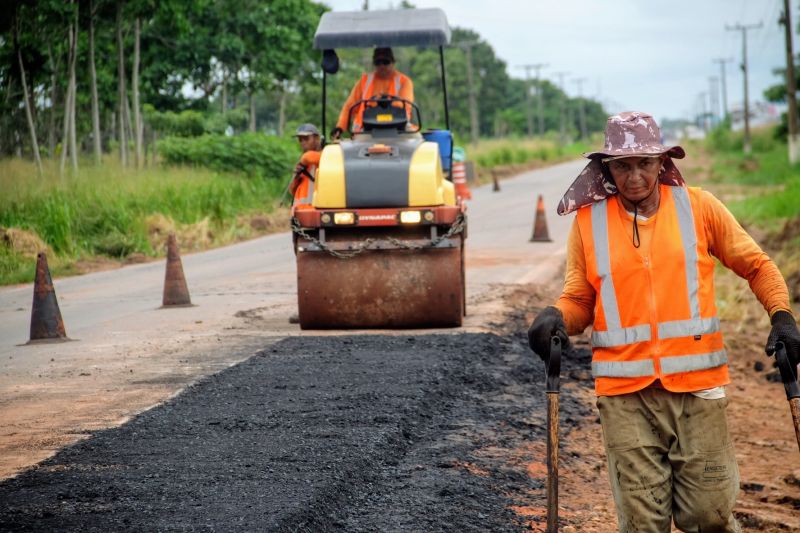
left=527, top=306, right=570, bottom=364
left=766, top=310, right=800, bottom=368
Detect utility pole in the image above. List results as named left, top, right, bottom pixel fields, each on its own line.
left=726, top=22, right=763, bottom=154
left=456, top=41, right=481, bottom=145
left=572, top=77, right=588, bottom=140
left=709, top=76, right=719, bottom=128
left=554, top=71, right=569, bottom=144
left=712, top=57, right=733, bottom=124
left=781, top=0, right=799, bottom=163
left=518, top=64, right=547, bottom=137
left=698, top=92, right=708, bottom=133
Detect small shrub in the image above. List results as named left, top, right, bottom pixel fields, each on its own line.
left=158, top=133, right=298, bottom=179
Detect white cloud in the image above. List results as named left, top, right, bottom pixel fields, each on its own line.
left=323, top=0, right=786, bottom=121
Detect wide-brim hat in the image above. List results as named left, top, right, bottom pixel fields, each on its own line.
left=558, top=111, right=686, bottom=216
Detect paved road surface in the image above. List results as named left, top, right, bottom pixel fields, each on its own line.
left=0, top=159, right=584, bottom=479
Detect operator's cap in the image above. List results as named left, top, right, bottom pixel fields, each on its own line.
left=295, top=123, right=320, bottom=137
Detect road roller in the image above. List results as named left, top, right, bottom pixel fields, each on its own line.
left=292, top=8, right=466, bottom=329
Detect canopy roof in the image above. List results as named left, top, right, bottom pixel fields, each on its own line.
left=313, top=8, right=451, bottom=50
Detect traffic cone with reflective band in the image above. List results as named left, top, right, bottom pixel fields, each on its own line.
left=162, top=233, right=193, bottom=307
left=27, top=252, right=70, bottom=344
left=491, top=170, right=501, bottom=192
left=452, top=161, right=472, bottom=200
left=530, top=194, right=552, bottom=242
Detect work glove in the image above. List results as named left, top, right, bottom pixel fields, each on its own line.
left=527, top=306, right=570, bottom=364
left=330, top=127, right=343, bottom=141
left=765, top=310, right=800, bottom=368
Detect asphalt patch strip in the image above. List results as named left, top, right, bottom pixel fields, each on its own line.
left=0, top=333, right=592, bottom=532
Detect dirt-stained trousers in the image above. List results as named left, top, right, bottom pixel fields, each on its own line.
left=596, top=387, right=741, bottom=533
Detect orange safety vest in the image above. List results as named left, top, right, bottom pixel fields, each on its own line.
left=576, top=184, right=728, bottom=396
left=292, top=151, right=320, bottom=210
left=352, top=72, right=406, bottom=132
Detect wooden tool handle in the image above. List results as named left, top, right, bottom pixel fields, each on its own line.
left=546, top=392, right=559, bottom=533
left=790, top=398, right=800, bottom=454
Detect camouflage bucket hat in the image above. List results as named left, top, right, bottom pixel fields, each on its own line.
left=557, top=111, right=686, bottom=216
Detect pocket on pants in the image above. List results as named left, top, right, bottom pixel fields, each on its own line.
left=597, top=395, right=640, bottom=450
left=682, top=396, right=731, bottom=453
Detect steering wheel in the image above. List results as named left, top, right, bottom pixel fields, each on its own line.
left=346, top=94, right=421, bottom=136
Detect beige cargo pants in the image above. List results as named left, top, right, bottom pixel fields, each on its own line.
left=596, top=387, right=741, bottom=533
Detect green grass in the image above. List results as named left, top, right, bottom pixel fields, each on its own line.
left=0, top=156, right=288, bottom=285
left=466, top=136, right=595, bottom=169
left=705, top=127, right=800, bottom=227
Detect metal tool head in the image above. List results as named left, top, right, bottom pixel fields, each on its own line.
left=545, top=336, right=562, bottom=393
left=774, top=341, right=800, bottom=400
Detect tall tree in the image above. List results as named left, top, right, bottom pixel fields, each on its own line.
left=88, top=0, right=103, bottom=164
left=132, top=16, right=143, bottom=167
left=14, top=9, right=43, bottom=175
left=116, top=1, right=129, bottom=166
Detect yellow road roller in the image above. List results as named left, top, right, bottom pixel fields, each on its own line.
left=292, top=8, right=466, bottom=329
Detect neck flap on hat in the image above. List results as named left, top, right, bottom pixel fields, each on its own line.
left=556, top=157, right=685, bottom=216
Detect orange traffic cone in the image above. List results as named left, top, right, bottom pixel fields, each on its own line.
left=27, top=252, right=70, bottom=344
left=530, top=194, right=552, bottom=242
left=492, top=170, right=501, bottom=192
left=161, top=233, right=193, bottom=307
left=453, top=161, right=472, bottom=200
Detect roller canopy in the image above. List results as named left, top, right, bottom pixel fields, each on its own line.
left=313, top=8, right=451, bottom=49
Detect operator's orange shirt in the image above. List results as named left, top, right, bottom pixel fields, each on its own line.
left=336, top=71, right=414, bottom=132
left=555, top=188, right=793, bottom=335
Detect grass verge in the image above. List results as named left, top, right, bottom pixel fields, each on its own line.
left=0, top=156, right=289, bottom=285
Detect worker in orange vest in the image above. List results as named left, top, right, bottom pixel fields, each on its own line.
left=527, top=112, right=799, bottom=532
left=289, top=123, right=322, bottom=210
left=330, top=47, right=414, bottom=140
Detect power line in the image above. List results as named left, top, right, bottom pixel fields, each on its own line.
left=726, top=21, right=763, bottom=154
left=571, top=77, right=588, bottom=140
left=712, top=57, right=734, bottom=123
left=454, top=41, right=480, bottom=145
left=517, top=63, right=548, bottom=136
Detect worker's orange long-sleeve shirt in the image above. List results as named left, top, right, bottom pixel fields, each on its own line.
left=555, top=188, right=793, bottom=335
left=335, top=71, right=414, bottom=132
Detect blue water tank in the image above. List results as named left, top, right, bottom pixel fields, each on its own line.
left=423, top=129, right=453, bottom=172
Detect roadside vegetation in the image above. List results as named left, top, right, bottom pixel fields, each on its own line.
left=698, top=126, right=800, bottom=327
left=1, top=1, right=611, bottom=287
left=705, top=126, right=800, bottom=230
left=0, top=157, right=291, bottom=285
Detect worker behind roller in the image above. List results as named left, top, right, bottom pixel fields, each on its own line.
left=289, top=123, right=322, bottom=210
left=330, top=47, right=414, bottom=140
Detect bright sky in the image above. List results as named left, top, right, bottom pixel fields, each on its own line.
left=322, top=0, right=788, bottom=123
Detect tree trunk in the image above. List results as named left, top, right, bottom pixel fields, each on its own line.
left=68, top=9, right=79, bottom=174
left=59, top=13, right=76, bottom=177
left=132, top=17, right=143, bottom=168
left=110, top=107, right=116, bottom=143
left=116, top=2, right=128, bottom=167
left=249, top=90, right=256, bottom=132
left=89, top=0, right=103, bottom=165
left=221, top=72, right=227, bottom=113
left=17, top=40, right=43, bottom=176
left=47, top=44, right=59, bottom=158
left=278, top=82, right=287, bottom=137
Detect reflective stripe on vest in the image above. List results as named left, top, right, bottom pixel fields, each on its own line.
left=592, top=359, right=654, bottom=378
left=588, top=186, right=726, bottom=379
left=295, top=165, right=316, bottom=205
left=353, top=73, right=402, bottom=131
left=659, top=349, right=727, bottom=374
left=590, top=201, right=651, bottom=347
left=297, top=178, right=314, bottom=205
